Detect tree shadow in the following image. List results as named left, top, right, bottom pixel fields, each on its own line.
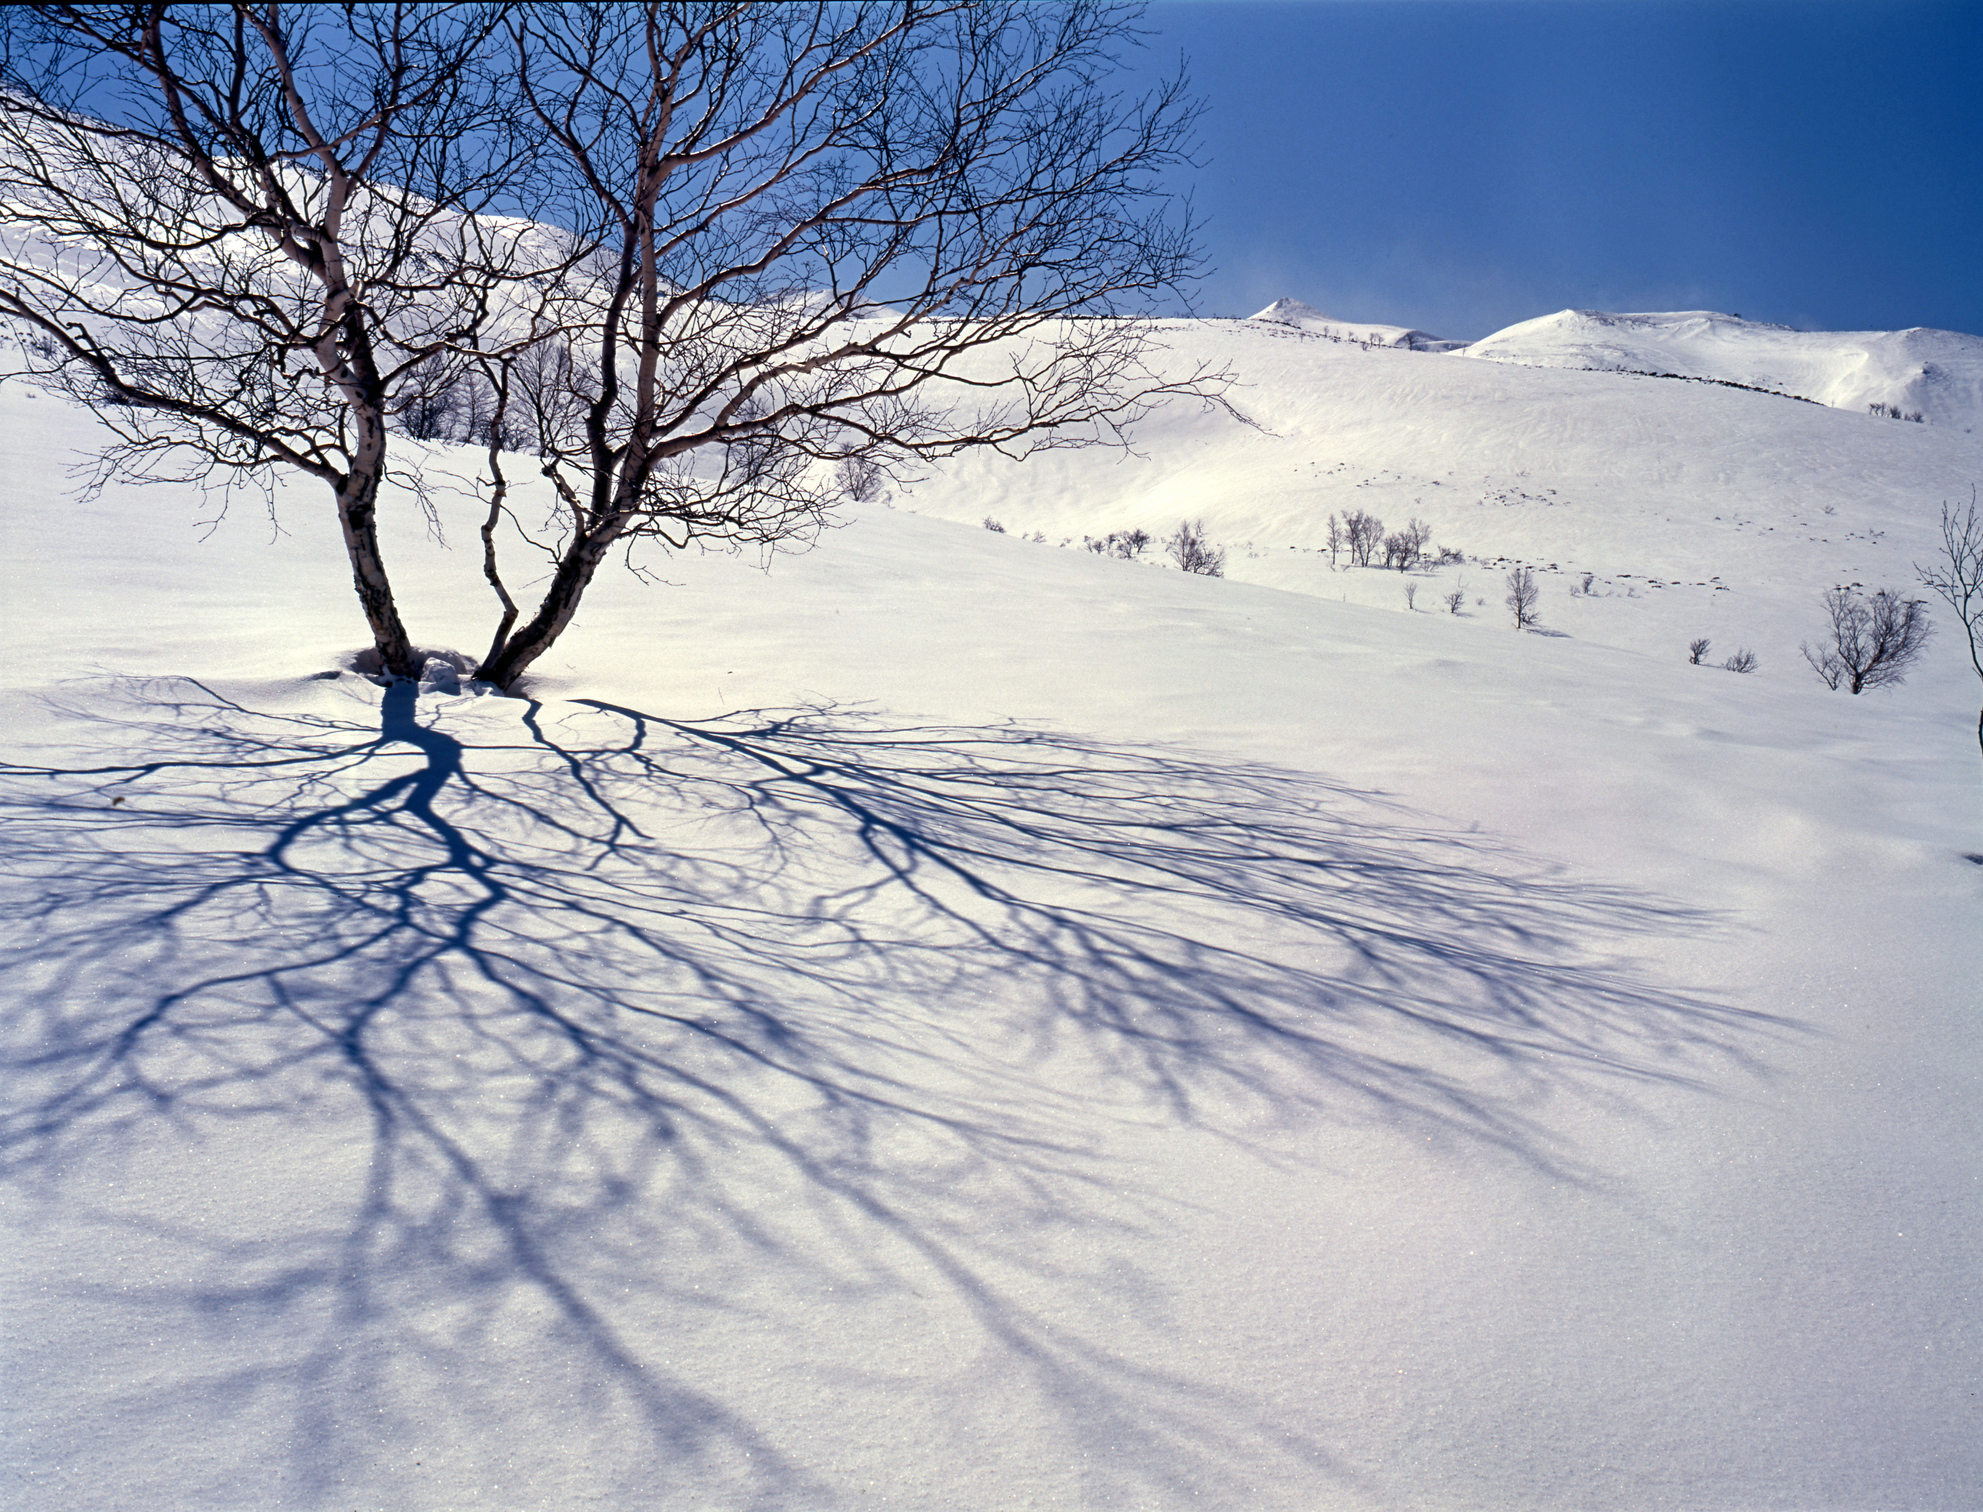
left=0, top=674, right=1796, bottom=1508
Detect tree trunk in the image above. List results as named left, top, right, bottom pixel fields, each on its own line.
left=476, top=519, right=625, bottom=690
left=336, top=474, right=417, bottom=679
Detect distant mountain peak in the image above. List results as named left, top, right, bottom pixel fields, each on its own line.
left=1245, top=297, right=1465, bottom=353
left=1250, top=297, right=1335, bottom=326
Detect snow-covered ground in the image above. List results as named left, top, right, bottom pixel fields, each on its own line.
left=2, top=308, right=1980, bottom=1511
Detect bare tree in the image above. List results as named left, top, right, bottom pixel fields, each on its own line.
left=1166, top=518, right=1225, bottom=576
left=1505, top=566, right=1539, bottom=630
left=465, top=1, right=1229, bottom=689
left=1801, top=586, right=1931, bottom=693
left=1689, top=637, right=1712, bottom=665
left=1342, top=509, right=1384, bottom=569
left=835, top=453, right=886, bottom=503
left=1444, top=581, right=1465, bottom=615
left=0, top=4, right=547, bottom=678
left=1917, top=488, right=1983, bottom=760
left=1325, top=511, right=1343, bottom=568
left=1382, top=515, right=1429, bottom=572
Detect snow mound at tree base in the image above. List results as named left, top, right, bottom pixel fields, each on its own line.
left=343, top=645, right=503, bottom=697
left=1461, top=308, right=1983, bottom=429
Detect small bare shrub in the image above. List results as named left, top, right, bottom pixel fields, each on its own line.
left=1505, top=567, right=1540, bottom=629
left=1167, top=519, right=1226, bottom=576
left=1689, top=637, right=1712, bottom=665
left=983, top=517, right=1006, bottom=533
left=1801, top=586, right=1931, bottom=693
left=1723, top=649, right=1758, bottom=673
left=837, top=454, right=887, bottom=502
left=1445, top=581, right=1466, bottom=614
left=1403, top=582, right=1418, bottom=611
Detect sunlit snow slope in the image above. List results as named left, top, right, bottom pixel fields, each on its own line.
left=2, top=308, right=1980, bottom=1512
left=1461, top=307, right=1983, bottom=429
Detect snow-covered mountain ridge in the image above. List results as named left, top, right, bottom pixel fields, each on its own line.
left=1460, top=306, right=1983, bottom=429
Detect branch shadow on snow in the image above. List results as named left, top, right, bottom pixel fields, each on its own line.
left=1, top=675, right=1795, bottom=1508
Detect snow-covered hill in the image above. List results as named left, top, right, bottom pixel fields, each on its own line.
left=1248, top=294, right=1465, bottom=351
left=1461, top=306, right=1983, bottom=430
left=2, top=304, right=1980, bottom=1512
left=899, top=315, right=1978, bottom=691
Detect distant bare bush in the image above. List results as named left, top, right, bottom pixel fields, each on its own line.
left=1166, top=519, right=1226, bottom=577
left=1722, top=649, right=1758, bottom=674
left=983, top=517, right=1007, bottom=533
left=1505, top=567, right=1540, bottom=630
left=1445, top=581, right=1466, bottom=614
left=1801, top=587, right=1931, bottom=693
left=1085, top=528, right=1151, bottom=559
left=1689, top=637, right=1711, bottom=665
left=837, top=455, right=887, bottom=502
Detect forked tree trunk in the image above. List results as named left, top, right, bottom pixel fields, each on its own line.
left=475, top=518, right=626, bottom=690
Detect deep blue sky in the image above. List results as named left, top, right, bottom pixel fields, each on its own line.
left=1124, top=0, right=1983, bottom=339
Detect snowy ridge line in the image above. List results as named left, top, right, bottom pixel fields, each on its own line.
left=1461, top=306, right=1983, bottom=428
left=1603, top=366, right=1825, bottom=405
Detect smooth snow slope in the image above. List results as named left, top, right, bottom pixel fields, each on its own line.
left=1, top=328, right=1980, bottom=1512
left=1462, top=307, right=1983, bottom=430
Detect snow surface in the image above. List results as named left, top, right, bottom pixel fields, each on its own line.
left=2, top=310, right=1981, bottom=1512
left=1462, top=307, right=1983, bottom=430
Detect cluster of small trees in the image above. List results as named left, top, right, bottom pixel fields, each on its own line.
left=1867, top=403, right=1925, bottom=423
left=982, top=517, right=1221, bottom=575
left=1085, top=528, right=1152, bottom=560
left=1324, top=510, right=1446, bottom=571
